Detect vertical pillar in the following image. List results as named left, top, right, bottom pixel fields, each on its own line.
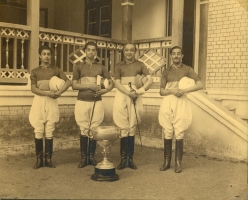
left=198, top=0, right=209, bottom=89
left=27, top=0, right=40, bottom=71
left=121, top=0, right=134, bottom=41
left=194, top=0, right=200, bottom=74
left=171, top=0, right=184, bottom=47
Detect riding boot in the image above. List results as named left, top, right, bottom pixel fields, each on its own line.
left=127, top=136, right=137, bottom=169
left=89, top=138, right=97, bottom=166
left=175, top=139, right=183, bottom=173
left=44, top=138, right=56, bottom=168
left=78, top=135, right=88, bottom=168
left=160, top=139, right=172, bottom=171
left=33, top=138, right=43, bottom=169
left=117, top=137, right=128, bottom=170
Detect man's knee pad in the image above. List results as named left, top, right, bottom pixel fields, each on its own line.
left=164, top=130, right=173, bottom=139
left=45, top=132, right=53, bottom=138
left=120, top=128, right=129, bottom=138
left=81, top=129, right=89, bottom=136
left=129, top=126, right=136, bottom=136
left=175, top=131, right=184, bottom=140
left=35, top=132, right=44, bottom=139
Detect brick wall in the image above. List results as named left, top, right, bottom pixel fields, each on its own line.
left=207, top=0, right=248, bottom=91
left=0, top=104, right=161, bottom=147
left=0, top=105, right=80, bottom=146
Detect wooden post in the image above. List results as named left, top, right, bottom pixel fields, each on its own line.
left=121, top=0, right=134, bottom=41
left=27, top=0, right=40, bottom=71
left=194, top=0, right=200, bottom=74
left=171, top=0, right=184, bottom=47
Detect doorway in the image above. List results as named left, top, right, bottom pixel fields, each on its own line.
left=182, top=0, right=195, bottom=68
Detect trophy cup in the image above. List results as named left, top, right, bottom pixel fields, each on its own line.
left=89, top=126, right=121, bottom=181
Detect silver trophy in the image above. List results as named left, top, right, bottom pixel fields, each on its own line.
left=89, top=126, right=121, bottom=181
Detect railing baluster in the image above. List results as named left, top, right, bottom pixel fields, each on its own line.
left=110, top=50, right=114, bottom=73
left=99, top=48, right=103, bottom=64
left=66, top=44, right=69, bottom=72
left=6, top=38, right=9, bottom=68
left=13, top=37, right=17, bottom=78
left=54, top=43, right=57, bottom=66
left=104, top=48, right=108, bottom=69
left=60, top=43, right=64, bottom=70
left=0, top=34, right=1, bottom=69
left=21, top=39, right=24, bottom=69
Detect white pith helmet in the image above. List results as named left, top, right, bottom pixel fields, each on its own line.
left=49, top=76, right=65, bottom=92
left=178, top=77, right=195, bottom=89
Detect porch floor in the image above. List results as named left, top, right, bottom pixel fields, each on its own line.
left=0, top=143, right=247, bottom=199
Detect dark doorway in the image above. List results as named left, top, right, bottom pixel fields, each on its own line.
left=183, top=0, right=195, bottom=68
left=85, top=0, right=112, bottom=38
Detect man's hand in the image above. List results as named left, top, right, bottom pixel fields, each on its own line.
left=47, top=91, right=60, bottom=99
left=89, top=84, right=101, bottom=92
left=136, top=87, right=146, bottom=95
left=94, top=89, right=108, bottom=97
left=177, top=89, right=186, bottom=97
left=54, top=91, right=62, bottom=96
left=128, top=91, right=138, bottom=100
left=171, top=89, right=185, bottom=98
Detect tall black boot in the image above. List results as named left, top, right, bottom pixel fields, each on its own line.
left=127, top=136, right=137, bottom=169
left=160, top=139, right=172, bottom=171
left=117, top=137, right=128, bottom=170
left=89, top=138, right=97, bottom=166
left=78, top=135, right=88, bottom=168
left=175, top=139, right=183, bottom=173
left=44, top=138, right=56, bottom=168
left=33, top=138, right=43, bottom=169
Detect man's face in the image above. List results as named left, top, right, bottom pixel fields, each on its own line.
left=40, top=49, right=51, bottom=64
left=85, top=45, right=97, bottom=59
left=170, top=48, right=183, bottom=64
left=123, top=44, right=136, bottom=61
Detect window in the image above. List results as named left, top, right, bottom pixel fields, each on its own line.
left=85, top=0, right=112, bottom=37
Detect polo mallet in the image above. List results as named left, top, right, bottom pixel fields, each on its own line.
left=87, top=77, right=101, bottom=164
left=128, top=82, right=143, bottom=150
left=87, top=100, right=96, bottom=165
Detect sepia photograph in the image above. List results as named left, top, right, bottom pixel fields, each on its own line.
left=0, top=0, right=247, bottom=199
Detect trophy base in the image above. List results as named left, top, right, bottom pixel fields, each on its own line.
left=91, top=168, right=119, bottom=181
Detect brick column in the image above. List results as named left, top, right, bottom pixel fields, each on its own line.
left=171, top=0, right=184, bottom=47
left=121, top=0, right=134, bottom=41
left=27, top=0, right=40, bottom=71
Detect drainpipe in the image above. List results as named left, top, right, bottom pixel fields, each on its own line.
left=27, top=0, right=40, bottom=72
left=121, top=0, right=134, bottom=41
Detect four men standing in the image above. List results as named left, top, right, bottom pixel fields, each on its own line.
left=30, top=43, right=202, bottom=173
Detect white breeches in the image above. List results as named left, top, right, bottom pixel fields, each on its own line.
left=158, top=95, right=192, bottom=139
left=29, top=95, right=59, bottom=139
left=113, top=85, right=143, bottom=137
left=75, top=100, right=104, bottom=136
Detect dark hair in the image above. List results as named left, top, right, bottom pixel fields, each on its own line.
left=169, top=46, right=184, bottom=55
left=123, top=42, right=137, bottom=52
left=84, top=41, right=98, bottom=51
left=38, top=46, right=52, bottom=55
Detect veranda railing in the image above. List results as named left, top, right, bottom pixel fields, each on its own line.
left=0, top=22, right=30, bottom=84
left=39, top=27, right=125, bottom=80
left=0, top=22, right=172, bottom=85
